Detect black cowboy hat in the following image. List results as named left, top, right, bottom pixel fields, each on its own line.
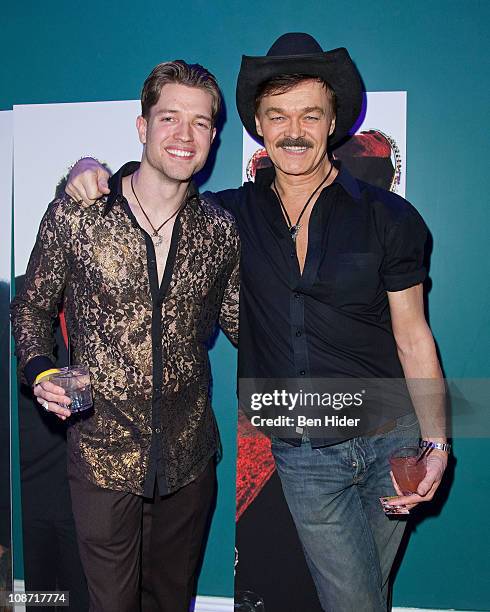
left=236, top=32, right=363, bottom=146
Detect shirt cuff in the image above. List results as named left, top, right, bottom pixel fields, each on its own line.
left=383, top=267, right=427, bottom=292
left=24, top=356, right=56, bottom=387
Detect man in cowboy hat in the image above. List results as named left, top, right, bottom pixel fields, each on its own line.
left=65, top=33, right=448, bottom=611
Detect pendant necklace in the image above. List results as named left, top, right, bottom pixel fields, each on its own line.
left=273, top=162, right=335, bottom=242
left=131, top=173, right=186, bottom=247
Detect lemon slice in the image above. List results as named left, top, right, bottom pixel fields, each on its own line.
left=34, top=368, right=61, bottom=385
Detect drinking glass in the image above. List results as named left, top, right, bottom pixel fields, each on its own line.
left=389, top=446, right=427, bottom=495
left=49, top=366, right=93, bottom=413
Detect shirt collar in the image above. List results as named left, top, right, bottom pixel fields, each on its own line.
left=103, top=161, right=199, bottom=216
left=333, top=161, right=361, bottom=200
left=254, top=160, right=361, bottom=201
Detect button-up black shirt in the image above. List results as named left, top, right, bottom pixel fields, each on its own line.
left=213, top=163, right=427, bottom=446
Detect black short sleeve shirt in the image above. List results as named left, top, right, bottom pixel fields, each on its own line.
left=213, top=163, right=428, bottom=385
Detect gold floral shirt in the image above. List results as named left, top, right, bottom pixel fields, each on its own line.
left=11, top=162, right=240, bottom=496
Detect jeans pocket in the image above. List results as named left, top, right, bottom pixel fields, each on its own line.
left=270, top=435, right=294, bottom=448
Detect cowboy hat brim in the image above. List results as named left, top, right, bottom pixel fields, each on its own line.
left=236, top=48, right=363, bottom=146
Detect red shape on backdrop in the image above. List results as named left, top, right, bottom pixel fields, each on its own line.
left=59, top=308, right=69, bottom=349
left=236, top=410, right=276, bottom=522
left=335, top=129, right=391, bottom=157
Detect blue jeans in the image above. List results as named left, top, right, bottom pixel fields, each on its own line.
left=271, top=414, right=420, bottom=612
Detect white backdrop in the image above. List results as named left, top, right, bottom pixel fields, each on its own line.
left=13, top=100, right=141, bottom=274
left=0, top=111, right=12, bottom=282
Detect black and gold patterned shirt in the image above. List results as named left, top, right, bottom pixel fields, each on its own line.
left=11, top=162, right=240, bottom=496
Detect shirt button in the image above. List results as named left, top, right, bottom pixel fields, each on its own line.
left=154, top=427, right=161, bottom=434
left=352, top=461, right=357, bottom=468
left=294, top=293, right=301, bottom=299
left=296, top=330, right=302, bottom=337
left=299, top=370, right=306, bottom=376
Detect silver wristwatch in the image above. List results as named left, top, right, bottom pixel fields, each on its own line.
left=419, top=439, right=451, bottom=453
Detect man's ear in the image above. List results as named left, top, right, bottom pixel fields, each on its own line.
left=136, top=115, right=147, bottom=145
left=329, top=116, right=336, bottom=137
left=211, top=126, right=217, bottom=144
left=255, top=114, right=264, bottom=138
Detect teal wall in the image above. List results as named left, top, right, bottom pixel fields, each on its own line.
left=2, top=1, right=489, bottom=608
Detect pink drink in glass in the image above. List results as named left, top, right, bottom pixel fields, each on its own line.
left=389, top=447, right=427, bottom=495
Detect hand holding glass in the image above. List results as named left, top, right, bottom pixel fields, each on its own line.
left=48, top=366, right=93, bottom=413
left=389, top=446, right=427, bottom=495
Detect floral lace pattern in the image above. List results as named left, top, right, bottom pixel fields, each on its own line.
left=11, top=192, right=239, bottom=495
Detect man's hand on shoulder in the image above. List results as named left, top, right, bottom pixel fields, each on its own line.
left=65, top=157, right=111, bottom=206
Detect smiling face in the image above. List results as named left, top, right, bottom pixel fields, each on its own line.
left=137, top=82, right=216, bottom=183
left=255, top=79, right=336, bottom=178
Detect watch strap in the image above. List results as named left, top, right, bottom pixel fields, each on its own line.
left=420, top=439, right=451, bottom=453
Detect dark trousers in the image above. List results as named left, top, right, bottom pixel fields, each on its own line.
left=68, top=459, right=216, bottom=612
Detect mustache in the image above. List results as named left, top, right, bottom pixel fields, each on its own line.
left=277, top=137, right=313, bottom=149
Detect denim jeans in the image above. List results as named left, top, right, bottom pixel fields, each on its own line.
left=271, top=414, right=420, bottom=612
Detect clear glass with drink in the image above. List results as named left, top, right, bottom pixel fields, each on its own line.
left=49, top=366, right=93, bottom=413
left=389, top=446, right=427, bottom=495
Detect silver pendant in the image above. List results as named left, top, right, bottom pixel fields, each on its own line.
left=290, top=224, right=301, bottom=241
left=153, top=233, right=163, bottom=247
